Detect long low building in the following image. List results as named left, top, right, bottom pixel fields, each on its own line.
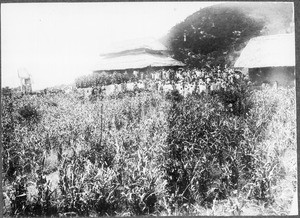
left=94, top=51, right=185, bottom=72
left=234, top=33, right=295, bottom=86
left=93, top=38, right=185, bottom=78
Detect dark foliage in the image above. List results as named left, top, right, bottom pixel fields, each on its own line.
left=162, top=2, right=293, bottom=68
left=17, top=104, right=40, bottom=123
left=75, top=72, right=134, bottom=89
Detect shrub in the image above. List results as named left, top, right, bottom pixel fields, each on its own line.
left=17, top=104, right=40, bottom=123
left=165, top=89, right=184, bottom=103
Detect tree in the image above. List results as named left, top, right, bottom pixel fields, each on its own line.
left=162, top=2, right=293, bottom=68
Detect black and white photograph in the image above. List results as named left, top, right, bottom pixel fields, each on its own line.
left=1, top=1, right=297, bottom=216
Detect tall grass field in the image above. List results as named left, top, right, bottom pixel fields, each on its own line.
left=2, top=82, right=296, bottom=216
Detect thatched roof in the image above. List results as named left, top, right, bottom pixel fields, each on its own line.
left=234, top=33, right=295, bottom=68
left=100, top=38, right=168, bottom=56
left=93, top=52, right=185, bottom=71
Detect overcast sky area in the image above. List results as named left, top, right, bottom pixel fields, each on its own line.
left=1, top=2, right=220, bottom=90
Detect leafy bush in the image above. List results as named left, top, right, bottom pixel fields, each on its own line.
left=17, top=104, right=40, bottom=123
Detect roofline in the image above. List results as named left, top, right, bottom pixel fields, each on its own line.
left=100, top=48, right=167, bottom=58
left=93, top=65, right=184, bottom=72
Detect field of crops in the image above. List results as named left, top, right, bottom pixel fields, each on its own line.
left=2, top=77, right=296, bottom=216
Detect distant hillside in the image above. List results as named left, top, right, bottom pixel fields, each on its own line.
left=162, top=2, right=293, bottom=68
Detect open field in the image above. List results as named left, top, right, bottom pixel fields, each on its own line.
left=2, top=2, right=296, bottom=216
left=2, top=83, right=296, bottom=216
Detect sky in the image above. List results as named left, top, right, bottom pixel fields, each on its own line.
left=1, top=2, right=219, bottom=90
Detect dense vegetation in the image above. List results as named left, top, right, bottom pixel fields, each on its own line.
left=2, top=69, right=296, bottom=216
left=162, top=2, right=293, bottom=67
left=75, top=72, right=133, bottom=89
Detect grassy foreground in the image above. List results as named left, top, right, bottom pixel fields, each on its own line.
left=2, top=86, right=296, bottom=216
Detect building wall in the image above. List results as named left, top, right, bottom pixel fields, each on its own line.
left=249, top=67, right=295, bottom=86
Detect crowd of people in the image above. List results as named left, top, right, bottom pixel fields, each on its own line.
left=3, top=67, right=247, bottom=99
left=77, top=67, right=248, bottom=98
